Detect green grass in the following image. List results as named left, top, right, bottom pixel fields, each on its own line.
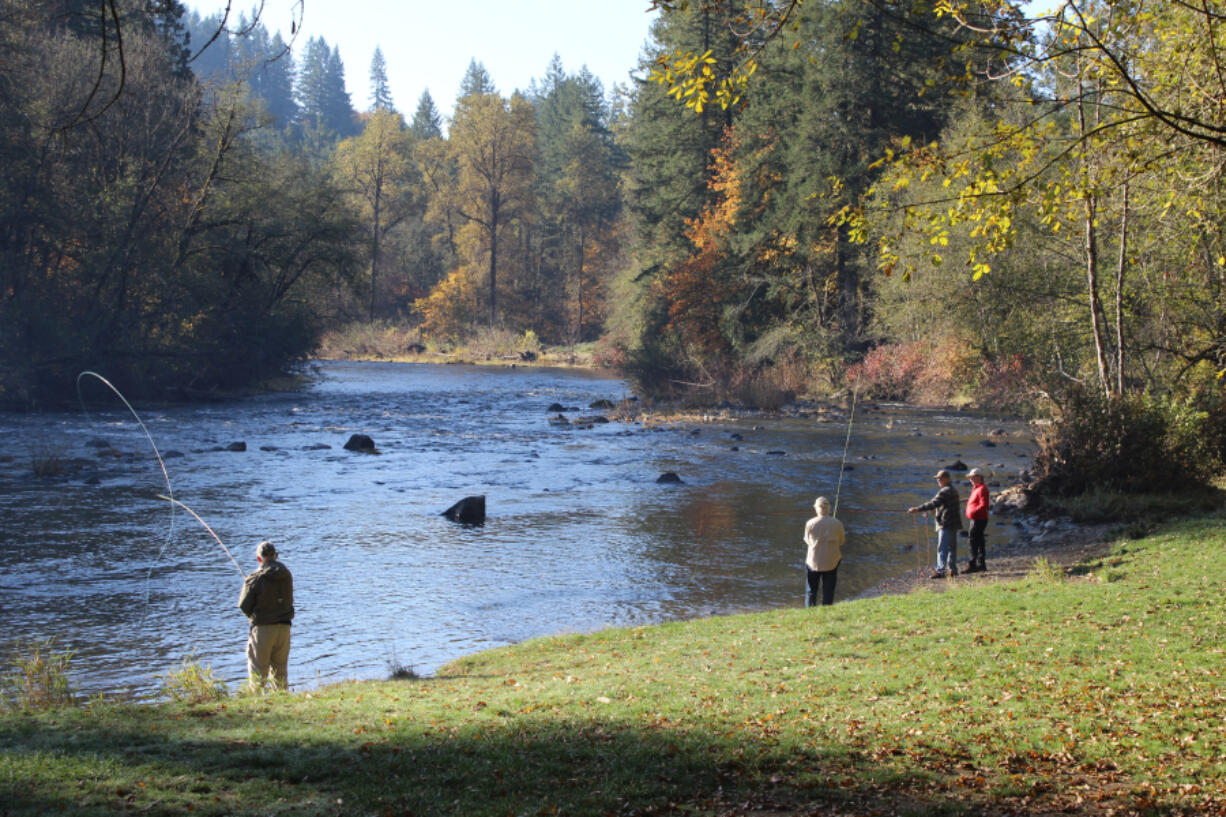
left=4, top=517, right=1226, bottom=815
left=1046, top=486, right=1226, bottom=525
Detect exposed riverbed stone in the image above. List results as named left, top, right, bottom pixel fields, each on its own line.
left=442, top=495, right=485, bottom=524
left=343, top=434, right=376, bottom=452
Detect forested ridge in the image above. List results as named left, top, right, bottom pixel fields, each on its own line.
left=2, top=0, right=1225, bottom=493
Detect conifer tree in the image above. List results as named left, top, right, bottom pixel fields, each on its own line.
left=296, top=36, right=356, bottom=136
left=457, top=58, right=496, bottom=99
left=409, top=90, right=443, bottom=140
left=257, top=32, right=298, bottom=127
left=369, top=45, right=394, bottom=112
left=532, top=55, right=620, bottom=343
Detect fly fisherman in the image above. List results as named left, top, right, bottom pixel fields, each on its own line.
left=908, top=469, right=963, bottom=578
left=803, top=496, right=845, bottom=606
left=238, top=541, right=294, bottom=692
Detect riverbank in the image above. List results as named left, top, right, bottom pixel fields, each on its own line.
left=314, top=321, right=601, bottom=369
left=5, top=514, right=1225, bottom=816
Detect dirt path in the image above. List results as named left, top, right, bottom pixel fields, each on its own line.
left=855, top=520, right=1120, bottom=599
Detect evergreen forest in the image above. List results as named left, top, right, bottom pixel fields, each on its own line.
left=2, top=0, right=1225, bottom=495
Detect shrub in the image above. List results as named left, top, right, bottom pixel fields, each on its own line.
left=467, top=326, right=522, bottom=359
left=155, top=652, right=229, bottom=704
left=29, top=445, right=66, bottom=478
left=846, top=342, right=927, bottom=401
left=0, top=639, right=75, bottom=712
left=1027, top=557, right=1065, bottom=583
left=315, top=320, right=427, bottom=359
left=847, top=336, right=1006, bottom=406
left=1034, top=388, right=1224, bottom=496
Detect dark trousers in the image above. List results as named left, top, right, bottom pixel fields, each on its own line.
left=806, top=564, right=839, bottom=606
left=969, top=518, right=987, bottom=569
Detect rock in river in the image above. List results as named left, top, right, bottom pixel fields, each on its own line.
left=344, top=434, right=377, bottom=452
left=442, top=495, right=486, bottom=524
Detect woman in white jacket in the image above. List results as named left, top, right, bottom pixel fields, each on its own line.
left=803, top=496, right=845, bottom=606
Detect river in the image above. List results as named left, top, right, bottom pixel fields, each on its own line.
left=0, top=361, right=1035, bottom=696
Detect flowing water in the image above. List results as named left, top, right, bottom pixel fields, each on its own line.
left=0, top=361, right=1035, bottom=695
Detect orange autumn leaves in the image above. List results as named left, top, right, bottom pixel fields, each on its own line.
left=654, top=133, right=747, bottom=364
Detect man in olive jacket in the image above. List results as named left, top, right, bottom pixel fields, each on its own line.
left=908, top=469, right=963, bottom=579
left=238, top=541, right=294, bottom=691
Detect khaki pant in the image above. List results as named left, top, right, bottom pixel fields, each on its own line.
left=246, top=623, right=291, bottom=692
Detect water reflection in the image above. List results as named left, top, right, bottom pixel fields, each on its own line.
left=0, top=361, right=1035, bottom=695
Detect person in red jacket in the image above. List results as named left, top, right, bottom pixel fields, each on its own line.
left=965, top=468, right=990, bottom=573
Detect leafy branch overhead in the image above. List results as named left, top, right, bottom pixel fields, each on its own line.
left=647, top=0, right=801, bottom=112
left=852, top=0, right=1226, bottom=276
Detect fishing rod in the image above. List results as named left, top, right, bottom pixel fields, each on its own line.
left=77, top=371, right=247, bottom=587
left=832, top=372, right=861, bottom=519
left=157, top=495, right=245, bottom=578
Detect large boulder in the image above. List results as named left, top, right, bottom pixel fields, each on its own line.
left=442, top=495, right=486, bottom=524
left=993, top=484, right=1038, bottom=514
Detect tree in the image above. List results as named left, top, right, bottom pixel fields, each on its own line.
left=609, top=6, right=745, bottom=393
left=457, top=59, right=497, bottom=99
left=532, top=57, right=622, bottom=344
left=409, top=90, right=443, bottom=140
left=32, top=0, right=296, bottom=127
left=333, top=108, right=418, bottom=320
left=437, top=90, right=536, bottom=327
left=857, top=0, right=1226, bottom=398
left=296, top=36, right=357, bottom=136
left=0, top=11, right=357, bottom=406
left=369, top=45, right=394, bottom=112
left=623, top=8, right=737, bottom=269
left=730, top=0, right=971, bottom=353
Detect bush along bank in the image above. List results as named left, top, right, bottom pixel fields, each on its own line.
left=3, top=516, right=1226, bottom=816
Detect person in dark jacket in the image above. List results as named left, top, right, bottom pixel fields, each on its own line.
left=238, top=541, right=294, bottom=691
left=964, top=468, right=990, bottom=573
left=908, top=469, right=963, bottom=578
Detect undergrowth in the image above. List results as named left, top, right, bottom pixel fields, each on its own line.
left=0, top=639, right=75, bottom=712
left=155, top=652, right=229, bottom=704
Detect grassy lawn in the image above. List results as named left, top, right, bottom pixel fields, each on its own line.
left=3, top=516, right=1225, bottom=816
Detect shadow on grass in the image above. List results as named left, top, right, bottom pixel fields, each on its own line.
left=1046, top=485, right=1226, bottom=526
left=1, top=701, right=1202, bottom=817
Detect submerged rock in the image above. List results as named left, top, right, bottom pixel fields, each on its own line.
left=656, top=472, right=683, bottom=484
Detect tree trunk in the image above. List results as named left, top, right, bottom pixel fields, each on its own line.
left=1114, top=182, right=1129, bottom=395
left=575, top=225, right=585, bottom=341
left=488, top=193, right=499, bottom=327
left=1084, top=191, right=1112, bottom=399
left=370, top=178, right=382, bottom=322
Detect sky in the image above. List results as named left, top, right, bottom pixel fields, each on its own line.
left=185, top=1, right=660, bottom=118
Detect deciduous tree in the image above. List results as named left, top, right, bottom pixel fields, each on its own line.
left=333, top=108, right=419, bottom=320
